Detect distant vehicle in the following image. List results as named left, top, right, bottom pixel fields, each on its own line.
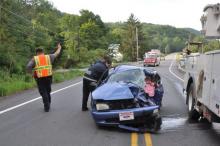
left=143, top=52, right=160, bottom=67
left=90, top=65, right=164, bottom=132
left=111, top=52, right=123, bottom=62
left=151, top=49, right=161, bottom=55
left=108, top=44, right=123, bottom=62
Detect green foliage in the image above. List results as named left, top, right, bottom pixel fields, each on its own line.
left=0, top=0, right=200, bottom=73
left=121, top=14, right=142, bottom=61
left=78, top=48, right=106, bottom=64
left=203, top=40, right=220, bottom=52
left=107, top=20, right=198, bottom=61
left=0, top=0, right=63, bottom=74
left=0, top=71, right=35, bottom=96
left=78, top=10, right=108, bottom=50
left=1, top=0, right=204, bottom=96
left=188, top=36, right=220, bottom=53
left=79, top=9, right=107, bottom=35
left=141, top=23, right=195, bottom=54
left=53, top=70, right=84, bottom=83
left=0, top=70, right=83, bottom=97
left=80, top=20, right=101, bottom=49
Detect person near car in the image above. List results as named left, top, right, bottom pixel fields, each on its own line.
left=26, top=43, right=62, bottom=112
left=82, top=55, right=112, bottom=111
left=144, top=76, right=155, bottom=97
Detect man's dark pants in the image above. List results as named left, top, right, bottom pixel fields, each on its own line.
left=35, top=76, right=52, bottom=110
left=82, top=78, right=96, bottom=109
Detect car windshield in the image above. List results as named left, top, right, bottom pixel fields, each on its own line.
left=147, top=54, right=157, bottom=58
left=107, top=69, right=145, bottom=88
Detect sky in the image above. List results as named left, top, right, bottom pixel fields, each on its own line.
left=48, top=0, right=220, bottom=30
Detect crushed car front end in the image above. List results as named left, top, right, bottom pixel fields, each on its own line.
left=91, top=103, right=161, bottom=132
left=91, top=82, right=162, bottom=132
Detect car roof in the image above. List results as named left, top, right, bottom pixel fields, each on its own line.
left=111, top=65, right=154, bottom=74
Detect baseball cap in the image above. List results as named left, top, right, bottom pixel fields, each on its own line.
left=35, top=48, right=44, bottom=53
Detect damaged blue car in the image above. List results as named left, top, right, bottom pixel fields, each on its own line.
left=90, top=65, right=164, bottom=132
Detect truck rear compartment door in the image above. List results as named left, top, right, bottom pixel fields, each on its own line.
left=210, top=52, right=220, bottom=116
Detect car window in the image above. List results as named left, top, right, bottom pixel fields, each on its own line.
left=107, top=69, right=145, bottom=88
left=147, top=54, right=157, bottom=58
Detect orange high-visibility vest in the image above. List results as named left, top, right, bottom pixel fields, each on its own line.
left=34, top=55, right=52, bottom=78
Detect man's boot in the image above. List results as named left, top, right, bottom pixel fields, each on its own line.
left=44, top=103, right=50, bottom=112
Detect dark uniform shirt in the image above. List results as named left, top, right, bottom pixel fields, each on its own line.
left=84, top=60, right=108, bottom=82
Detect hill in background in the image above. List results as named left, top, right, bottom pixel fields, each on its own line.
left=183, top=28, right=201, bottom=35
left=107, top=22, right=198, bottom=54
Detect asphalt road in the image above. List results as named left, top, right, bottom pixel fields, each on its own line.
left=0, top=56, right=220, bottom=146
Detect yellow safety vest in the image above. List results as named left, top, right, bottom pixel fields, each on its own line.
left=34, top=55, right=52, bottom=78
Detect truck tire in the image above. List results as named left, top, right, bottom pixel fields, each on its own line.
left=187, top=84, right=200, bottom=121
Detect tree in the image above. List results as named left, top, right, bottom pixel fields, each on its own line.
left=79, top=20, right=101, bottom=50
left=78, top=10, right=108, bottom=50
left=0, top=0, right=62, bottom=73
left=122, top=14, right=141, bottom=61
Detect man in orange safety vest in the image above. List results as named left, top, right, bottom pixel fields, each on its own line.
left=26, top=43, right=62, bottom=112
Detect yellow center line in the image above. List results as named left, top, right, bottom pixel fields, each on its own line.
left=144, top=133, right=153, bottom=146
left=131, top=132, right=138, bottom=146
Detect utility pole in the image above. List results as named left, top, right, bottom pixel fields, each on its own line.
left=0, top=5, right=2, bottom=41
left=136, top=27, right=139, bottom=62
left=0, top=5, right=1, bottom=24
left=77, top=28, right=80, bottom=61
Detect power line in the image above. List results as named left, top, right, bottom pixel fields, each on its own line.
left=0, top=5, right=58, bottom=35
left=4, top=20, right=34, bottom=37
left=5, top=19, right=67, bottom=44
left=7, top=24, right=32, bottom=37
left=0, top=6, right=2, bottom=23
left=3, top=20, right=58, bottom=45
left=1, top=12, right=60, bottom=43
left=0, top=5, right=31, bottom=24
left=0, top=5, right=68, bottom=45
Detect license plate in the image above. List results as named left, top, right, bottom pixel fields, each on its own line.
left=119, top=112, right=134, bottom=121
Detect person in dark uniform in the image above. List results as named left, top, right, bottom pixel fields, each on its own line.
left=26, top=43, right=62, bottom=112
left=82, top=55, right=112, bottom=111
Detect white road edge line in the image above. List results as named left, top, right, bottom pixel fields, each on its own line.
left=0, top=58, right=184, bottom=115
left=0, top=81, right=82, bottom=115
left=169, top=55, right=184, bottom=82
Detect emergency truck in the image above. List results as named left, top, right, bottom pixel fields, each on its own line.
left=184, top=3, right=220, bottom=122
left=143, top=50, right=161, bottom=67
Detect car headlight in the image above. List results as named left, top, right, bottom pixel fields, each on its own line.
left=96, top=103, right=109, bottom=111
left=153, top=109, right=159, bottom=114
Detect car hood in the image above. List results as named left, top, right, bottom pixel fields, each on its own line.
left=92, top=82, right=134, bottom=101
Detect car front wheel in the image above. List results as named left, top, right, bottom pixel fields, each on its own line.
left=150, top=114, right=162, bottom=132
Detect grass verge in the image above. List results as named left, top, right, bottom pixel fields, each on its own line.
left=0, top=70, right=84, bottom=97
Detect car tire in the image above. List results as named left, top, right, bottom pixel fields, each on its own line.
left=95, top=123, right=102, bottom=129
left=187, top=84, right=200, bottom=121
left=152, top=114, right=162, bottom=132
